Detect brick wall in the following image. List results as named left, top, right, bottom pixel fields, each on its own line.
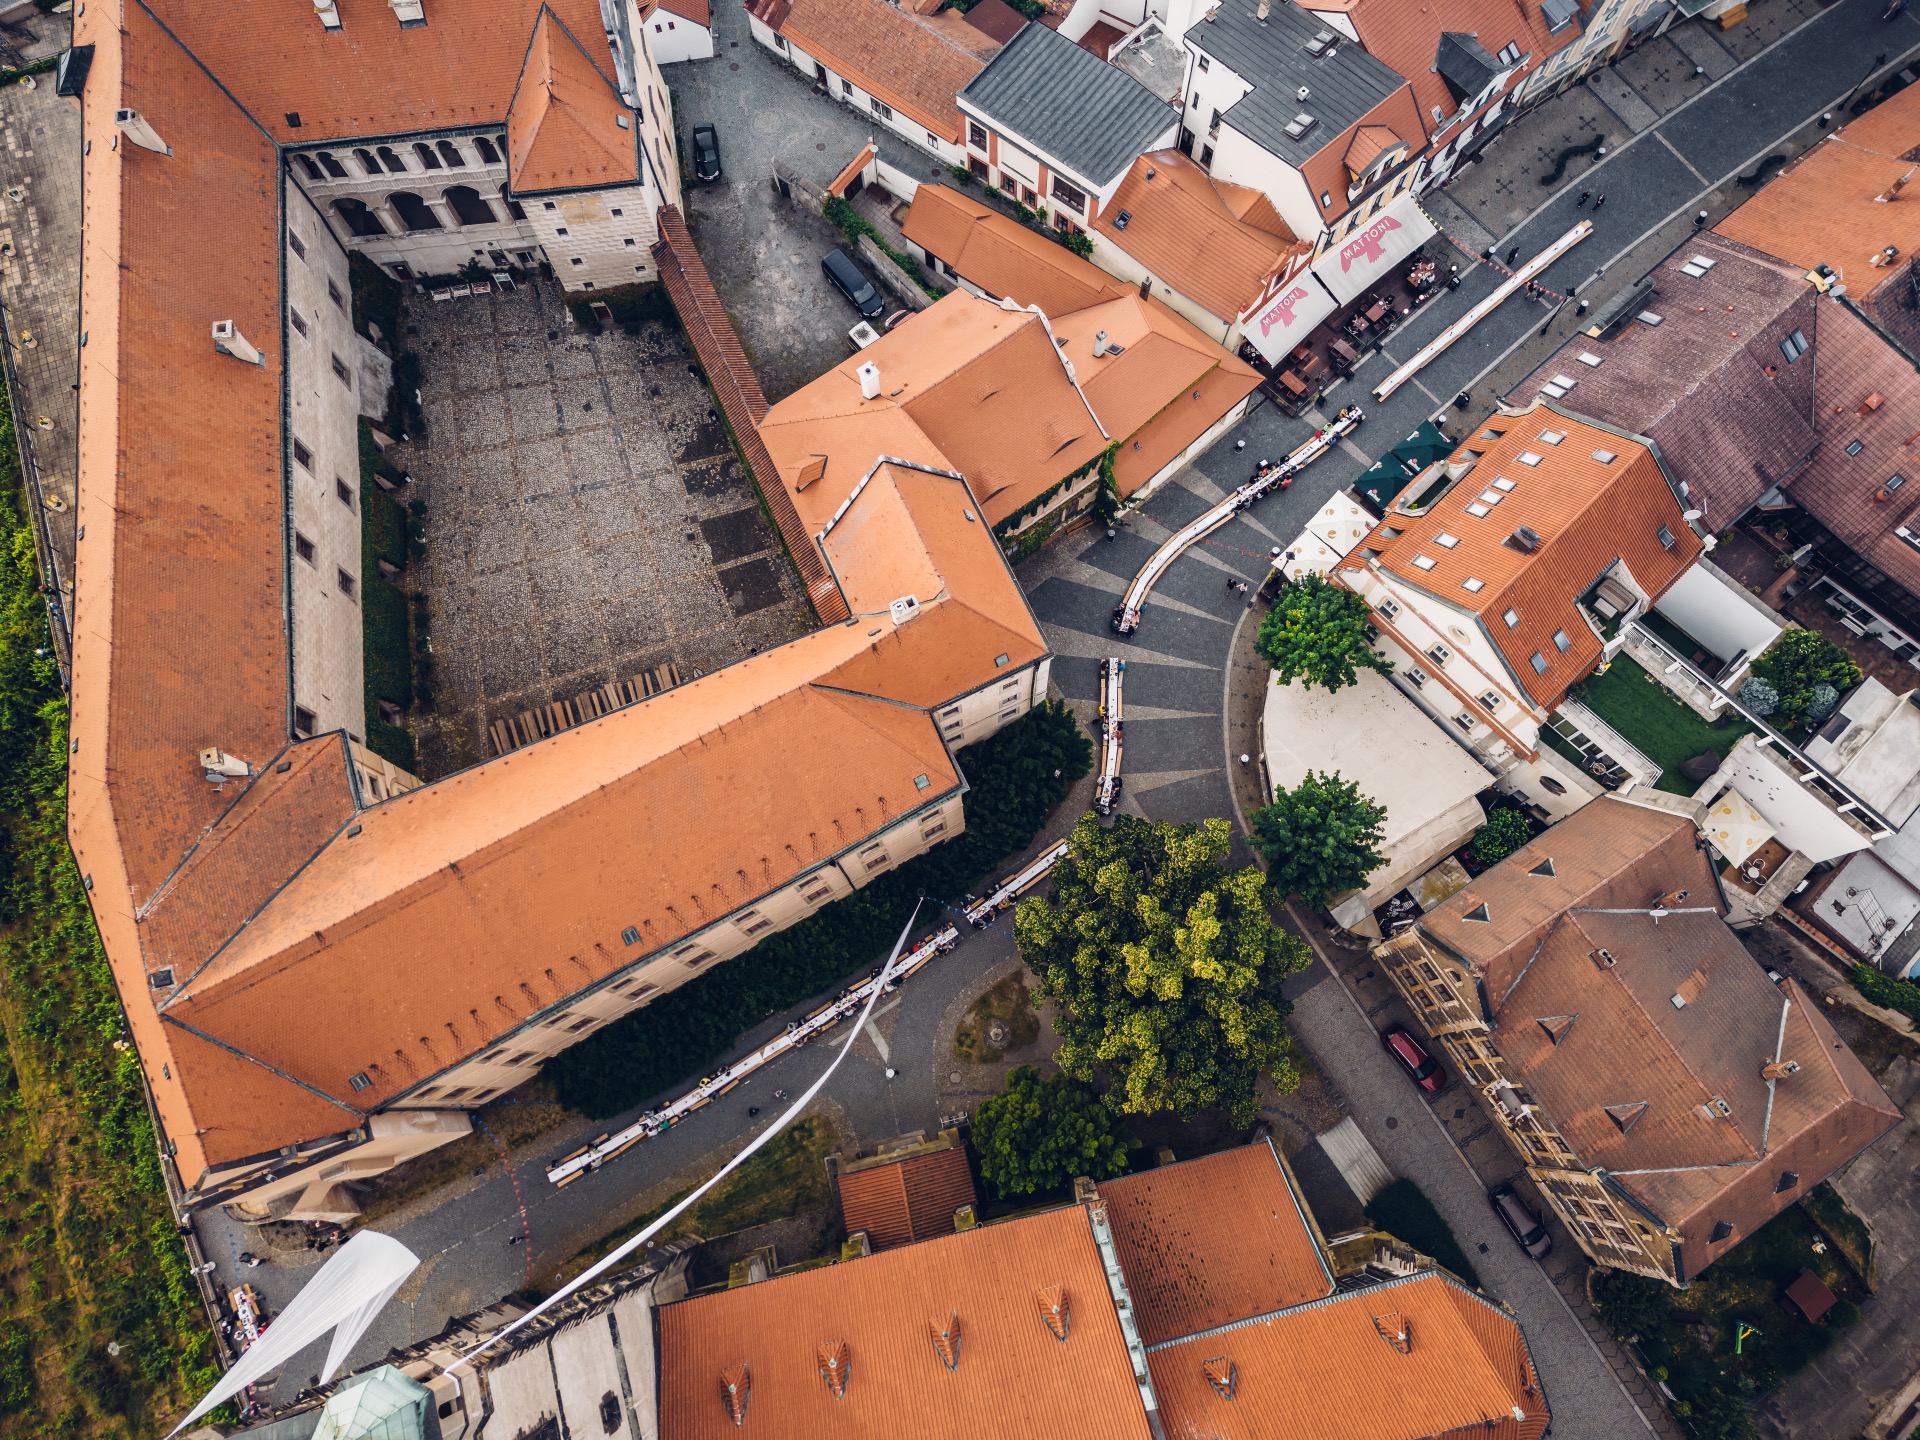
left=651, top=205, right=848, bottom=622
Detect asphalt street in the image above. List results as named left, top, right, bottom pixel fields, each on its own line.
left=194, top=0, right=1920, bottom=1422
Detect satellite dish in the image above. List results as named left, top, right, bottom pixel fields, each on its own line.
left=1682, top=509, right=1703, bottom=520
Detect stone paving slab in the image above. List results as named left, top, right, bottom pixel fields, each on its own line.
left=1589, top=64, right=1663, bottom=131
left=393, top=279, right=814, bottom=776
left=1442, top=88, right=1618, bottom=233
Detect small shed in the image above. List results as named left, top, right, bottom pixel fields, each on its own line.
left=1784, top=1267, right=1837, bottom=1324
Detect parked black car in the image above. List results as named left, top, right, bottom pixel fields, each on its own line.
left=1490, top=1185, right=1552, bottom=1259
left=691, top=123, right=721, bottom=182
left=822, top=247, right=886, bottom=321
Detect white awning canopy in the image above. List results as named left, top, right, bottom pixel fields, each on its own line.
left=1312, top=196, right=1439, bottom=305
left=1243, top=273, right=1341, bottom=364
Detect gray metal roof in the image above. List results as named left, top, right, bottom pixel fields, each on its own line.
left=1434, top=31, right=1500, bottom=106
left=960, top=23, right=1178, bottom=188
left=1183, top=1, right=1407, bottom=168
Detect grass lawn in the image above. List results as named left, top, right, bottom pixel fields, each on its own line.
left=1364, top=1178, right=1481, bottom=1289
left=1572, top=655, right=1754, bottom=795
left=1593, top=1202, right=1865, bottom=1437
left=952, top=973, right=1040, bottom=1063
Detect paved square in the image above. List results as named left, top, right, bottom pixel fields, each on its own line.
left=394, top=281, right=815, bottom=775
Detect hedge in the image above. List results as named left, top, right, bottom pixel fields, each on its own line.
left=1852, top=964, right=1920, bottom=1024
left=546, top=701, right=1093, bottom=1117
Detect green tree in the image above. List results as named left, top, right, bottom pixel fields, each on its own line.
left=1255, top=574, right=1393, bottom=692
left=1749, top=629, right=1861, bottom=728
left=1015, top=813, right=1310, bottom=1124
left=1470, top=808, right=1531, bottom=866
left=1248, top=770, right=1388, bottom=906
left=971, top=1066, right=1135, bottom=1198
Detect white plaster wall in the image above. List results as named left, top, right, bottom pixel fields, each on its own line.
left=284, top=181, right=368, bottom=742
left=832, top=76, right=964, bottom=163
left=1714, top=735, right=1874, bottom=866
left=1207, top=124, right=1322, bottom=241
left=523, top=184, right=663, bottom=292
left=641, top=9, right=713, bottom=63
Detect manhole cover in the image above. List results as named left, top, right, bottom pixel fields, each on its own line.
left=816, top=142, right=826, bottom=151
left=1384, top=1116, right=1399, bottom=1129
left=729, top=62, right=739, bottom=70
left=949, top=1071, right=960, bottom=1083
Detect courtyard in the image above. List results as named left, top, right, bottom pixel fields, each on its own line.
left=389, top=279, right=816, bottom=777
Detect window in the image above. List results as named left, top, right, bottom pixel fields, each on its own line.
left=611, top=207, right=623, bottom=217
left=742, top=916, right=773, bottom=936
left=1656, top=524, right=1676, bottom=549
left=318, top=150, right=348, bottom=179
left=1428, top=643, right=1451, bottom=665
left=1491, top=477, right=1515, bottom=492
left=1539, top=429, right=1565, bottom=446
left=292, top=438, right=313, bottom=470
left=543, top=200, right=557, bottom=210
left=1453, top=712, right=1476, bottom=732
left=1516, top=452, right=1541, bottom=467
left=1590, top=449, right=1617, bottom=464
left=289, top=230, right=308, bottom=262
left=1434, top=532, right=1459, bottom=548
left=621, top=925, right=641, bottom=946
left=922, top=821, right=948, bottom=841
left=437, top=139, right=466, bottom=168
left=1780, top=328, right=1808, bottom=363
left=294, top=532, right=315, bottom=563
left=336, top=476, right=355, bottom=508
left=1497, top=40, right=1522, bottom=64
left=1846, top=438, right=1865, bottom=457
left=327, top=278, right=344, bottom=310
left=969, top=120, right=988, bottom=149
left=1466, top=502, right=1491, bottom=518
left=869, top=96, right=893, bottom=121
left=413, top=141, right=443, bottom=170
left=1000, top=174, right=1017, bottom=195
left=1412, top=555, right=1437, bottom=570
left=1553, top=629, right=1572, bottom=651
left=1478, top=490, right=1504, bottom=506
left=1577, top=350, right=1604, bottom=367
left=1405, top=666, right=1427, bottom=688
left=474, top=134, right=500, bottom=164
left=294, top=705, right=317, bottom=736
left=348, top=1071, right=372, bottom=1091
left=774, top=32, right=788, bottom=50
left=1198, top=55, right=1209, bottom=71
left=290, top=307, right=309, bottom=338
left=1377, top=598, right=1399, bottom=620
left=555, top=226, right=569, bottom=236
left=1530, top=652, right=1549, bottom=675
left=331, top=352, right=352, bottom=386
left=297, top=153, right=323, bottom=181
left=1462, top=577, right=1484, bottom=592
left=1710, top=1221, right=1734, bottom=1243
left=1021, top=185, right=1038, bottom=207
left=377, top=145, right=408, bottom=174
left=337, top=568, right=357, bottom=599
left=1050, top=175, right=1087, bottom=214
left=565, top=1016, right=596, bottom=1033
left=570, top=257, right=584, bottom=267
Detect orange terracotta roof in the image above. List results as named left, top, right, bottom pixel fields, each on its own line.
left=655, top=0, right=712, bottom=25
left=1717, top=83, right=1920, bottom=303
left=745, top=0, right=991, bottom=141
left=1341, top=405, right=1699, bottom=709
left=1338, top=0, right=1574, bottom=132
left=656, top=1204, right=1158, bottom=1440
left=141, top=0, right=617, bottom=146
left=837, top=1144, right=978, bottom=1250
left=1344, top=124, right=1402, bottom=174
left=1098, top=1143, right=1331, bottom=1345
left=1147, top=1272, right=1547, bottom=1440
left=507, top=6, right=641, bottom=194
left=1091, top=151, right=1306, bottom=324
left=1301, top=88, right=1428, bottom=227
left=904, top=184, right=1132, bottom=318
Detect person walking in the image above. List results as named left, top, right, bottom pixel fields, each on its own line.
left=1576, top=190, right=1591, bottom=207
left=1506, top=245, right=1520, bottom=265
left=1592, top=194, right=1606, bottom=211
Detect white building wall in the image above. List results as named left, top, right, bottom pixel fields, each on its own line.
left=522, top=184, right=663, bottom=292
left=640, top=7, right=712, bottom=62
left=1207, top=125, right=1323, bottom=241
left=283, top=181, right=368, bottom=742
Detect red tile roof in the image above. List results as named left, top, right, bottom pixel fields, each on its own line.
left=1341, top=405, right=1699, bottom=709
left=1091, top=150, right=1306, bottom=325
left=904, top=183, right=1133, bottom=317
left=838, top=1144, right=978, bottom=1250
left=506, top=6, right=641, bottom=194
left=1338, top=0, right=1575, bottom=135
left=1097, top=1143, right=1331, bottom=1345
left=657, top=1204, right=1159, bottom=1440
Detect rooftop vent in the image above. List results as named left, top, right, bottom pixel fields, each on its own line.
left=1256, top=0, right=1270, bottom=19
left=113, top=108, right=171, bottom=155
left=721, top=1364, right=751, bottom=1427
left=1711, top=1096, right=1732, bottom=1117
left=1508, top=524, right=1541, bottom=553
left=929, top=1314, right=961, bottom=1371
left=1295, top=85, right=1311, bottom=101
left=314, top=0, right=344, bottom=28
left=149, top=968, right=175, bottom=989
left=1035, top=1285, right=1070, bottom=1342
left=1283, top=112, right=1319, bottom=140
left=889, top=594, right=921, bottom=626
left=1604, top=1101, right=1648, bottom=1132
left=1591, top=947, right=1616, bottom=968
left=1203, top=1355, right=1238, bottom=1399
left=1304, top=27, right=1337, bottom=53
left=1762, top=1059, right=1801, bottom=1081
left=390, top=0, right=426, bottom=22
left=1371, top=1313, right=1412, bottom=1354
left=200, top=746, right=252, bottom=781
left=1093, top=329, right=1110, bottom=357
left=1113, top=209, right=1131, bottom=230
left=816, top=1340, right=851, bottom=1400
left=211, top=320, right=264, bottom=367
left=857, top=360, right=880, bottom=401
left=1536, top=1014, right=1576, bottom=1045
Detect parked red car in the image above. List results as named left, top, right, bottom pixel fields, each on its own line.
left=1381, top=1025, right=1448, bottom=1096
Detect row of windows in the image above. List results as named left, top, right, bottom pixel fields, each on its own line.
left=294, top=136, right=506, bottom=185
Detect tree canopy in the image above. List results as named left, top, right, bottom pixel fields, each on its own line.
left=1014, top=813, right=1310, bottom=1124
left=971, top=1066, right=1135, bottom=1198
left=1749, top=629, right=1860, bottom=729
left=1255, top=574, right=1394, bottom=692
left=1248, top=770, right=1388, bottom=906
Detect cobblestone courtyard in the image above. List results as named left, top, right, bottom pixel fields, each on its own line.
left=394, top=280, right=815, bottom=776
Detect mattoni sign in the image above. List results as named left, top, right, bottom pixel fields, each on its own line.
left=1313, top=196, right=1437, bottom=304
left=1243, top=274, right=1338, bottom=365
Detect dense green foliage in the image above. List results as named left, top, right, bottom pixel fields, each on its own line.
left=1738, top=676, right=1779, bottom=717
left=1749, top=629, right=1862, bottom=729
left=1015, top=814, right=1309, bottom=1125
left=821, top=197, right=940, bottom=301
left=547, top=703, right=1092, bottom=1116
left=971, top=1066, right=1134, bottom=1198
left=1470, top=808, right=1531, bottom=866
left=0, top=387, right=220, bottom=1433
left=1364, top=1179, right=1481, bottom=1289
left=1248, top=770, right=1388, bottom=906
left=1255, top=575, right=1393, bottom=692
left=1851, top=963, right=1920, bottom=1024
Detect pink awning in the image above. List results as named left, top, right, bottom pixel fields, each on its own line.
left=1242, top=273, right=1340, bottom=365
left=1312, top=196, right=1437, bottom=305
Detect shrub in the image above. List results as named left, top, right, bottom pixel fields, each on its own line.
left=972, top=1067, right=1134, bottom=1198
left=1471, top=808, right=1531, bottom=865
left=348, top=251, right=402, bottom=344
left=1591, top=1267, right=1672, bottom=1342
left=948, top=164, right=975, bottom=187
left=1056, top=230, right=1095, bottom=258
left=1248, top=770, right=1388, bottom=906
left=546, top=703, right=1093, bottom=1116
left=1738, top=676, right=1779, bottom=717
left=1851, top=963, right=1920, bottom=1023
left=1806, top=681, right=1839, bottom=725
left=1750, top=629, right=1862, bottom=728
left=1828, top=1298, right=1863, bottom=1328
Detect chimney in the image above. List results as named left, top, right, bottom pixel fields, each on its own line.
left=1092, top=330, right=1110, bottom=357
left=314, top=0, right=343, bottom=27
left=1651, top=888, right=1691, bottom=910
left=1256, top=0, right=1270, bottom=18
left=1761, top=1059, right=1801, bottom=1081
left=200, top=747, right=252, bottom=781
left=211, top=320, right=264, bottom=367
left=1876, top=168, right=1913, bottom=203
left=113, top=109, right=171, bottom=156
left=856, top=360, right=880, bottom=400
left=1296, top=85, right=1311, bottom=101
left=1507, top=524, right=1541, bottom=553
